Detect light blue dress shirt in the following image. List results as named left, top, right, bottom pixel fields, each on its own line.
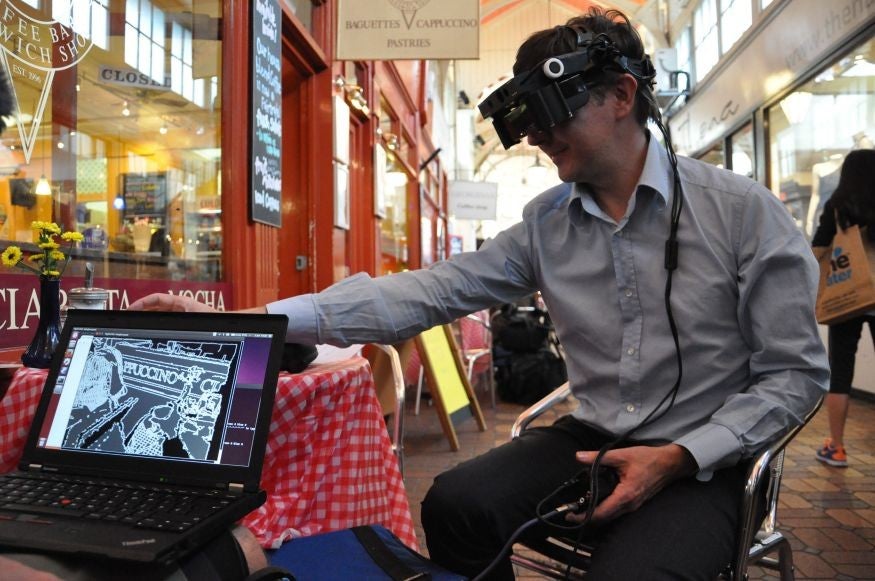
left=268, top=136, right=829, bottom=475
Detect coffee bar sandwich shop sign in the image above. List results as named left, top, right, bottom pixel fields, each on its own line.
left=337, top=0, right=479, bottom=60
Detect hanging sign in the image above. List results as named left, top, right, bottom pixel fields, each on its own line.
left=449, top=180, right=498, bottom=220
left=250, top=0, right=282, bottom=227
left=336, top=0, right=479, bottom=60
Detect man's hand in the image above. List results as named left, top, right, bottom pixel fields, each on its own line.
left=567, top=443, right=697, bottom=524
left=127, top=293, right=217, bottom=312
left=0, top=556, right=62, bottom=581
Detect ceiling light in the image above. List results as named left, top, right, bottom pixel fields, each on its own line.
left=159, top=125, right=168, bottom=135
left=122, top=101, right=131, bottom=117
left=35, top=175, right=52, bottom=196
left=113, top=193, right=125, bottom=210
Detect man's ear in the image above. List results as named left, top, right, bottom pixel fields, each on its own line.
left=611, top=74, right=638, bottom=120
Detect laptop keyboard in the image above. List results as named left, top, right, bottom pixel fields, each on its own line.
left=0, top=472, right=238, bottom=532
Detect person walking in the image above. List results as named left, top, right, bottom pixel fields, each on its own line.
left=813, top=149, right=875, bottom=467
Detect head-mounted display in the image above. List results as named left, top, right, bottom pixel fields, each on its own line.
left=478, top=33, right=656, bottom=149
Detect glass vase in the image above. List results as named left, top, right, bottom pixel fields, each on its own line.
left=21, top=277, right=62, bottom=369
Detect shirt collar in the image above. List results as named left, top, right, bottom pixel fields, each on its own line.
left=569, top=133, right=673, bottom=224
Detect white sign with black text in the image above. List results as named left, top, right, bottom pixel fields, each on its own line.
left=449, top=181, right=498, bottom=221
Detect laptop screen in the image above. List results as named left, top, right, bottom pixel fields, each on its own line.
left=34, top=324, right=273, bottom=468
left=22, top=310, right=287, bottom=489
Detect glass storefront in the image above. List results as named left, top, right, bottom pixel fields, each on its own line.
left=0, top=0, right=223, bottom=281
left=377, top=98, right=409, bottom=274
left=768, top=36, right=875, bottom=239
left=728, top=123, right=754, bottom=179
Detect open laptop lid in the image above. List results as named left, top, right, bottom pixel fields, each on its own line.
left=19, top=309, right=288, bottom=493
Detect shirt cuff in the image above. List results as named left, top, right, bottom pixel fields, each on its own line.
left=266, top=294, right=319, bottom=343
left=674, top=422, right=742, bottom=480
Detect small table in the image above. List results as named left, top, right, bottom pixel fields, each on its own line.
left=0, top=357, right=416, bottom=551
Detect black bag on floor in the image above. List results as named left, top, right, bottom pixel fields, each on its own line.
left=492, top=308, right=549, bottom=353
left=496, top=348, right=567, bottom=405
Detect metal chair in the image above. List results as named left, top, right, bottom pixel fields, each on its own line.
left=509, top=383, right=821, bottom=581
left=362, top=343, right=406, bottom=476
left=456, top=311, right=496, bottom=408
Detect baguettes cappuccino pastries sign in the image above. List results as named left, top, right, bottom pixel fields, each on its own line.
left=337, top=0, right=479, bottom=60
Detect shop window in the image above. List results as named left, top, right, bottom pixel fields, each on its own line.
left=767, top=37, right=875, bottom=239
left=283, top=0, right=313, bottom=32
left=377, top=98, right=409, bottom=275
left=53, top=0, right=109, bottom=50
left=729, top=123, right=754, bottom=178
left=125, top=0, right=166, bottom=84
left=720, top=0, right=751, bottom=54
left=674, top=25, right=692, bottom=84
left=693, top=0, right=719, bottom=83
left=0, top=0, right=224, bottom=282
left=698, top=143, right=725, bottom=169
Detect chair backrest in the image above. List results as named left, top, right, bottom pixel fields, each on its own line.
left=362, top=343, right=406, bottom=475
left=458, top=311, right=491, bottom=351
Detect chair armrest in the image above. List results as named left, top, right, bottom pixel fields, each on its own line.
left=510, top=382, right=571, bottom=439
left=733, top=396, right=823, bottom=575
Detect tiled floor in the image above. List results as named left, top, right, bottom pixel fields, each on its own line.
left=401, top=385, right=875, bottom=580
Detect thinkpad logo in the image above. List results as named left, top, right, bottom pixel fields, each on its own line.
left=121, top=538, right=157, bottom=547
left=387, top=0, right=430, bottom=29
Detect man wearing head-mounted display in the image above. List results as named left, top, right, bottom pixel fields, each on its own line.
left=129, top=8, right=828, bottom=580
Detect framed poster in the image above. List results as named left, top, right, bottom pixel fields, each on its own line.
left=249, top=0, right=282, bottom=227
left=334, top=161, right=350, bottom=230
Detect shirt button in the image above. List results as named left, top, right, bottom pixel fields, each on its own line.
left=626, top=347, right=635, bottom=355
left=624, top=289, right=633, bottom=298
left=626, top=404, right=635, bottom=413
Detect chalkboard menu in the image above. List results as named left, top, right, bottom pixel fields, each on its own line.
left=123, top=172, right=167, bottom=217
left=250, top=0, right=282, bottom=227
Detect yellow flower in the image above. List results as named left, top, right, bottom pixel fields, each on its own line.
left=1, top=246, right=22, bottom=267
left=3, top=221, right=83, bottom=279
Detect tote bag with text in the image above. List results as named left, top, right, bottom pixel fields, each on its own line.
left=815, top=223, right=875, bottom=325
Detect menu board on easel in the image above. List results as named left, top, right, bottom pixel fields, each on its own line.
left=249, top=0, right=282, bottom=227
left=414, top=325, right=486, bottom=451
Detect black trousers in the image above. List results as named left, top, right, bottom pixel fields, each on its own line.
left=828, top=314, right=875, bottom=394
left=421, top=416, right=747, bottom=580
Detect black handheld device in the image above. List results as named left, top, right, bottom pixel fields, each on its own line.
left=558, top=465, right=619, bottom=515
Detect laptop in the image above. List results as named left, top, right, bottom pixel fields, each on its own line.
left=0, top=308, right=287, bottom=564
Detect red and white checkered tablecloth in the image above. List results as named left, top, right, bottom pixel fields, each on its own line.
left=0, top=357, right=417, bottom=551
